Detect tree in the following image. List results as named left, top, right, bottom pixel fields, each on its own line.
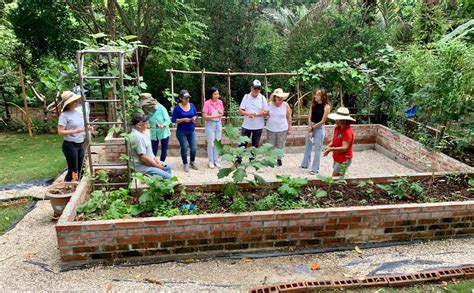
left=9, top=0, right=79, bottom=61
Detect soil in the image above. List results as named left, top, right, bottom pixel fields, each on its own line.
left=47, top=184, right=76, bottom=195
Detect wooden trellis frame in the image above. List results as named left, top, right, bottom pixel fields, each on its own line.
left=166, top=68, right=304, bottom=124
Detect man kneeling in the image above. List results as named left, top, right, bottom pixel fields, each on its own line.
left=130, top=113, right=172, bottom=179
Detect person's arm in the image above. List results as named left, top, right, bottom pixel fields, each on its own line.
left=260, top=96, right=269, bottom=117
left=239, top=95, right=253, bottom=117
left=172, top=105, right=190, bottom=124
left=286, top=103, right=292, bottom=134
left=58, top=125, right=84, bottom=135
left=314, top=104, right=331, bottom=128
left=162, top=106, right=171, bottom=127
left=139, top=153, right=163, bottom=168
left=191, top=103, right=198, bottom=122
left=307, top=105, right=313, bottom=131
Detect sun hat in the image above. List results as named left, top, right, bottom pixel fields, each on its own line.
left=139, top=93, right=158, bottom=114
left=328, top=107, right=356, bottom=122
left=251, top=80, right=262, bottom=88
left=131, top=113, right=149, bottom=126
left=61, top=91, right=81, bottom=111
left=270, top=88, right=290, bottom=100
left=178, top=89, right=191, bottom=99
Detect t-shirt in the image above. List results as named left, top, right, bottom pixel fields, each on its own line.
left=130, top=128, right=155, bottom=173
left=239, top=93, right=268, bottom=130
left=171, top=103, right=198, bottom=132
left=148, top=103, right=171, bottom=140
left=332, top=125, right=355, bottom=163
left=202, top=99, right=224, bottom=122
left=266, top=102, right=288, bottom=132
left=311, top=103, right=325, bottom=124
left=58, top=110, right=85, bottom=143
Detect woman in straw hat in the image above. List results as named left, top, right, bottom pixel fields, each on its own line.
left=323, top=107, right=356, bottom=176
left=265, top=88, right=292, bottom=166
left=57, top=91, right=90, bottom=182
left=301, top=89, right=331, bottom=175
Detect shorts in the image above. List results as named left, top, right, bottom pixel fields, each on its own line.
left=333, top=160, right=352, bottom=174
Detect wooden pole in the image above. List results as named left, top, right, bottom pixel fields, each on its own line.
left=201, top=68, right=206, bottom=124
left=367, top=84, right=371, bottom=124
left=227, top=68, right=231, bottom=124
left=296, top=77, right=301, bottom=126
left=170, top=69, right=175, bottom=110
left=18, top=63, right=32, bottom=136
left=264, top=68, right=269, bottom=100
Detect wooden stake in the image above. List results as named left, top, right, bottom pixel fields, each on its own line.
left=227, top=68, right=231, bottom=123
left=201, top=68, right=206, bottom=124
left=18, top=63, right=32, bottom=136
left=264, top=68, right=269, bottom=100
left=296, top=78, right=301, bottom=126
left=170, top=69, right=174, bottom=110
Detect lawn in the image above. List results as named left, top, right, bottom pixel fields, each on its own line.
left=0, top=198, right=34, bottom=234
left=0, top=133, right=66, bottom=185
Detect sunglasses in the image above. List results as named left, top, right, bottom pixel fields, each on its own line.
left=252, top=87, right=261, bottom=90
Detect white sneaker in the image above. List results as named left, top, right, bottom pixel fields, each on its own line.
left=184, top=164, right=190, bottom=172
left=208, top=162, right=215, bottom=169
left=214, top=161, right=222, bottom=168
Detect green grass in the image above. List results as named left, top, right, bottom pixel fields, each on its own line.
left=0, top=199, right=33, bottom=234
left=0, top=133, right=66, bottom=184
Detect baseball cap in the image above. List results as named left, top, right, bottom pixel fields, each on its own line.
left=178, top=89, right=191, bottom=99
left=251, top=80, right=262, bottom=88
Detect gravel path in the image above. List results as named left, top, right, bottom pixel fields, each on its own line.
left=1, top=199, right=473, bottom=292
left=166, top=148, right=417, bottom=185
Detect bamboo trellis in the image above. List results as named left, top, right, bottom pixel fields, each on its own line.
left=166, top=68, right=304, bottom=124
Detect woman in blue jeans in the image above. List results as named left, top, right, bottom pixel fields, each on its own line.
left=202, top=87, right=224, bottom=169
left=171, top=89, right=198, bottom=172
left=301, top=89, right=331, bottom=175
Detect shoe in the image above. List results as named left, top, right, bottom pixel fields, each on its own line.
left=277, top=159, right=282, bottom=166
left=300, top=166, right=308, bottom=169
left=214, top=161, right=222, bottom=168
left=190, top=162, right=199, bottom=170
left=208, top=162, right=215, bottom=169
left=184, top=164, right=190, bottom=172
left=310, top=171, right=318, bottom=175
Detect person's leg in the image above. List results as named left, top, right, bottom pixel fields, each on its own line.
left=160, top=137, right=169, bottom=162
left=301, top=133, right=313, bottom=169
left=213, top=121, right=222, bottom=163
left=240, top=127, right=251, bottom=148
left=332, top=160, right=350, bottom=176
left=311, top=126, right=325, bottom=173
left=62, top=141, right=75, bottom=182
left=77, top=143, right=85, bottom=179
left=267, top=130, right=277, bottom=148
left=163, top=162, right=172, bottom=174
left=275, top=130, right=287, bottom=160
left=188, top=131, right=197, bottom=163
left=176, top=130, right=188, bottom=165
left=145, top=167, right=172, bottom=179
left=251, top=129, right=263, bottom=148
left=205, top=122, right=216, bottom=163
left=151, top=139, right=158, bottom=156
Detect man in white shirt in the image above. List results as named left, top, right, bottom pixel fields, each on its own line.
left=239, top=79, right=269, bottom=148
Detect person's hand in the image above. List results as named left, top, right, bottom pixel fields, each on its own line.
left=323, top=147, right=332, bottom=157
left=287, top=127, right=292, bottom=135
left=192, top=116, right=197, bottom=121
left=217, top=109, right=223, bottom=115
left=308, top=125, right=313, bottom=131
left=156, top=161, right=164, bottom=169
left=248, top=112, right=256, bottom=119
left=88, top=125, right=94, bottom=132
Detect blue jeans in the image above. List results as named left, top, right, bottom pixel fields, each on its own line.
left=151, top=137, right=169, bottom=162
left=205, top=120, right=222, bottom=163
left=143, top=163, right=172, bottom=179
left=301, top=125, right=325, bottom=172
left=176, top=130, right=197, bottom=165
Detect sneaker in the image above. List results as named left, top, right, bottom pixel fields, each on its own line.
left=300, top=166, right=308, bottom=169
left=310, top=171, right=318, bottom=175
left=214, top=161, right=222, bottom=168
left=184, top=164, right=190, bottom=172
left=190, top=162, right=199, bottom=170
left=277, top=159, right=282, bottom=166
left=208, top=162, right=215, bottom=169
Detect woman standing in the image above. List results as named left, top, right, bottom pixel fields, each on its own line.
left=57, top=91, right=88, bottom=182
left=301, top=89, right=331, bottom=175
left=171, top=89, right=198, bottom=172
left=323, top=107, right=356, bottom=176
left=265, top=88, right=292, bottom=166
left=202, top=87, right=224, bottom=169
left=141, top=93, right=171, bottom=162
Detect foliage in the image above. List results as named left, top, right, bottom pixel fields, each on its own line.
left=230, top=195, right=248, bottom=214
left=10, top=0, right=79, bottom=60
left=215, top=124, right=284, bottom=184
left=377, top=177, right=424, bottom=200
left=77, top=187, right=131, bottom=220
left=276, top=175, right=308, bottom=200
left=254, top=193, right=281, bottom=211
left=130, top=173, right=179, bottom=216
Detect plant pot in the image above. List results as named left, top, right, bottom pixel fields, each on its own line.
left=45, top=182, right=77, bottom=217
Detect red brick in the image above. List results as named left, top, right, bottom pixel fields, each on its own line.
left=289, top=233, right=314, bottom=239
left=453, top=211, right=473, bottom=217
left=252, top=213, right=276, bottom=220
left=288, top=219, right=313, bottom=226
left=223, top=231, right=240, bottom=237
left=339, top=217, right=362, bottom=224
left=85, top=224, right=114, bottom=231
left=116, top=236, right=143, bottom=244
left=240, top=222, right=263, bottom=228
left=127, top=228, right=156, bottom=235
left=67, top=232, right=96, bottom=239
left=199, top=216, right=225, bottom=224
left=143, top=219, right=170, bottom=226
left=62, top=255, right=88, bottom=262
left=327, top=210, right=352, bottom=217
left=72, top=246, right=98, bottom=253
left=56, top=225, right=83, bottom=233
left=263, top=221, right=286, bottom=228
left=226, top=215, right=252, bottom=223
left=96, top=230, right=127, bottom=238
left=240, top=236, right=262, bottom=243
left=114, top=221, right=143, bottom=228
left=276, top=212, right=302, bottom=220
left=212, top=223, right=237, bottom=231
left=377, top=208, right=400, bottom=214
left=157, top=226, right=185, bottom=233
left=58, top=239, right=86, bottom=246
left=322, top=238, right=345, bottom=244
left=304, top=211, right=327, bottom=218
left=144, top=235, right=171, bottom=242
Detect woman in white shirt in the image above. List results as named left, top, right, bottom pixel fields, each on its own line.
left=265, top=88, right=292, bottom=166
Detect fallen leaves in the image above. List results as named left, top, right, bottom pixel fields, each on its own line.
left=241, top=258, right=254, bottom=262
left=355, top=246, right=363, bottom=254
left=143, top=277, right=162, bottom=285
left=310, top=262, right=321, bottom=271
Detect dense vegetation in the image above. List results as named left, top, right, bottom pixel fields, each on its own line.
left=0, top=0, right=472, bottom=157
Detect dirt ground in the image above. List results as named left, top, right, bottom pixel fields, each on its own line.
left=1, top=195, right=473, bottom=292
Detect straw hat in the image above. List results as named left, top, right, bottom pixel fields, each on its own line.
left=61, top=91, right=81, bottom=111
left=328, top=107, right=356, bottom=122
left=270, top=88, right=290, bottom=100
left=139, top=93, right=158, bottom=114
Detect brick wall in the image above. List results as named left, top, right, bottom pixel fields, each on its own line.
left=103, top=124, right=377, bottom=162
left=376, top=125, right=472, bottom=172
left=57, top=183, right=474, bottom=264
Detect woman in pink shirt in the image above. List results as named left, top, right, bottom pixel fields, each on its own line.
left=202, top=87, right=224, bottom=169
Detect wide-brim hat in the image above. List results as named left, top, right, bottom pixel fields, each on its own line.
left=328, top=107, right=356, bottom=122
left=270, top=88, right=290, bottom=100
left=61, top=91, right=81, bottom=111
left=139, top=93, right=158, bottom=114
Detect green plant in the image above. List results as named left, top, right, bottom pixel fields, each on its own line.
left=215, top=125, right=284, bottom=184
left=357, top=179, right=375, bottom=198
left=230, top=195, right=247, bottom=213
left=377, top=177, right=424, bottom=200
left=77, top=188, right=131, bottom=220
left=311, top=187, right=328, bottom=199
left=254, top=193, right=281, bottom=211
left=276, top=175, right=308, bottom=200
left=130, top=173, right=179, bottom=216
left=317, top=174, right=347, bottom=197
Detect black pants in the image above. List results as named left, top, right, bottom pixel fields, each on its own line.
left=62, top=141, right=84, bottom=182
left=237, top=128, right=263, bottom=163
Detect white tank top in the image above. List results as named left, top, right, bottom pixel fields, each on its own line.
left=266, top=102, right=288, bottom=132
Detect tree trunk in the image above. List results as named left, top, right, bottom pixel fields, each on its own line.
left=107, top=0, right=116, bottom=40
left=1, top=89, right=10, bottom=121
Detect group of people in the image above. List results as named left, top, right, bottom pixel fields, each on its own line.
left=57, top=79, right=355, bottom=182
